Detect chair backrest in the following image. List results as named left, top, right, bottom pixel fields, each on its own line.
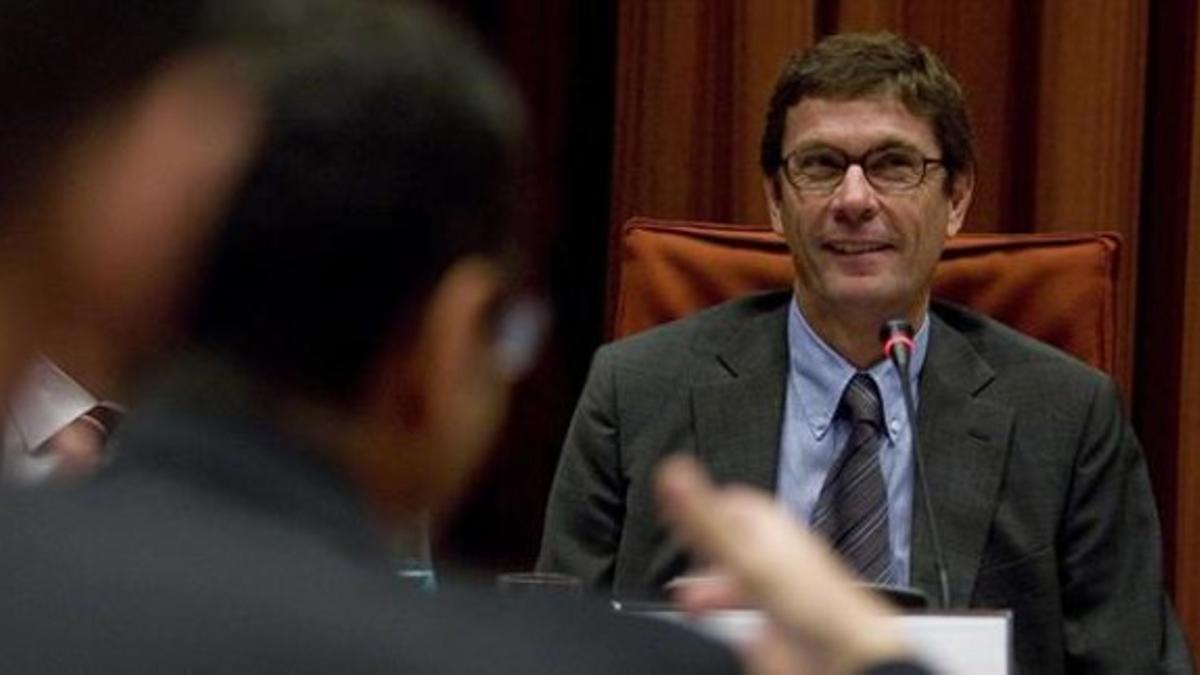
left=608, top=216, right=1126, bottom=390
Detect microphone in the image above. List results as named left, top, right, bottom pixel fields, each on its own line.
left=880, top=320, right=951, bottom=610
left=881, top=320, right=915, bottom=373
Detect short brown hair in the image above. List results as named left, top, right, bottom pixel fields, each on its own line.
left=760, top=32, right=974, bottom=188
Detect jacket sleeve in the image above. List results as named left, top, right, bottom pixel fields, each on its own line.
left=1059, top=375, right=1193, bottom=673
left=536, top=345, right=626, bottom=590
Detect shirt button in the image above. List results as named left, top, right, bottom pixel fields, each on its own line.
left=889, top=419, right=901, bottom=433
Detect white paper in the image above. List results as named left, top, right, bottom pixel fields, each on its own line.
left=643, top=609, right=1011, bottom=675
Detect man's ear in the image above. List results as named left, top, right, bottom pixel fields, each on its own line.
left=398, top=257, right=502, bottom=437
left=356, top=257, right=506, bottom=517
left=763, top=175, right=785, bottom=237
left=945, top=166, right=974, bottom=238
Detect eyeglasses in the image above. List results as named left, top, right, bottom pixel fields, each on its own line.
left=780, top=145, right=944, bottom=194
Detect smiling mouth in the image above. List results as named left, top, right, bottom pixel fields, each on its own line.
left=825, top=241, right=892, bottom=255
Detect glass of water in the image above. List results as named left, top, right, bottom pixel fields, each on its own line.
left=495, top=572, right=582, bottom=595
left=394, top=512, right=436, bottom=593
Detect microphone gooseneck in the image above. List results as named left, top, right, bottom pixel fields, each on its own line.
left=879, top=320, right=951, bottom=610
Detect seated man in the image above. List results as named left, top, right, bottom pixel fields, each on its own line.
left=538, top=32, right=1192, bottom=673
left=0, top=1, right=737, bottom=672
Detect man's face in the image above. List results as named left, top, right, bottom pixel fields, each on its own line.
left=765, top=96, right=973, bottom=323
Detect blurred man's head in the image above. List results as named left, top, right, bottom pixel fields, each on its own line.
left=0, top=0, right=261, bottom=399
left=0, top=1, right=219, bottom=209
left=185, top=1, right=528, bottom=519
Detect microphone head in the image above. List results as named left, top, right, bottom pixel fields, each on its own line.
left=879, top=319, right=913, bottom=342
left=879, top=319, right=915, bottom=360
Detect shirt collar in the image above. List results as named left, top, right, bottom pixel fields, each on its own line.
left=786, top=297, right=929, bottom=442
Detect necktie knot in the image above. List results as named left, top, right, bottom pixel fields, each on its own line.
left=841, top=373, right=883, bottom=429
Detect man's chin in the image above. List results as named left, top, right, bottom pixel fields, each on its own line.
left=822, top=285, right=912, bottom=319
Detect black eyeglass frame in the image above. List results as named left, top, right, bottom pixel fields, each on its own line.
left=779, top=146, right=946, bottom=194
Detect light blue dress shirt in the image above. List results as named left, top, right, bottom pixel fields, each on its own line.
left=776, top=297, right=929, bottom=585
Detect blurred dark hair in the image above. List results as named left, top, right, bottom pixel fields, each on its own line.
left=186, top=1, right=525, bottom=403
left=0, top=1, right=214, bottom=214
left=760, top=32, right=975, bottom=191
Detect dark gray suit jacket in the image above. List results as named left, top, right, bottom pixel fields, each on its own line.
left=0, top=359, right=739, bottom=674
left=539, top=290, right=1192, bottom=674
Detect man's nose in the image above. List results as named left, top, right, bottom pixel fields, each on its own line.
left=830, top=164, right=878, bottom=225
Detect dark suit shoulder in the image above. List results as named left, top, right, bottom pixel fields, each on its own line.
left=601, top=289, right=791, bottom=370
left=930, top=299, right=1115, bottom=390
left=0, top=471, right=739, bottom=674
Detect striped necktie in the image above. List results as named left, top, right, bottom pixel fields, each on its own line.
left=811, top=373, right=893, bottom=583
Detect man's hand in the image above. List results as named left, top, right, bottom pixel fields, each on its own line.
left=655, top=454, right=913, bottom=675
left=38, top=413, right=109, bottom=482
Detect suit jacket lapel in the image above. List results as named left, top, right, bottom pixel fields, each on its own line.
left=691, top=295, right=790, bottom=493
left=910, top=312, right=1015, bottom=608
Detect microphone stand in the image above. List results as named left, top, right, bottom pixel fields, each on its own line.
left=881, top=320, right=951, bottom=610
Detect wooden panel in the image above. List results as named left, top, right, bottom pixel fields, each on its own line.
left=1123, top=0, right=1197, bottom=647
left=905, top=3, right=1023, bottom=234
left=613, top=1, right=1146, bottom=237
left=611, top=0, right=814, bottom=230
left=1029, top=1, right=1145, bottom=393
left=730, top=2, right=816, bottom=224
left=612, top=1, right=717, bottom=226
left=831, top=0, right=902, bottom=31
left=1178, top=157, right=1200, bottom=648
left=1033, top=2, right=1147, bottom=236
left=1170, top=2, right=1200, bottom=646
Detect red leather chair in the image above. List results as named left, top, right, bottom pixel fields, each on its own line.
left=608, top=216, right=1126, bottom=391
